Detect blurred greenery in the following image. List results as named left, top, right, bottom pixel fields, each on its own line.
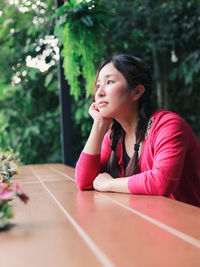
left=0, top=0, right=199, bottom=166
left=0, top=0, right=61, bottom=164
left=104, top=0, right=200, bottom=136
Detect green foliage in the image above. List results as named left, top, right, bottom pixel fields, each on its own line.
left=0, top=67, right=61, bottom=164
left=0, top=200, right=13, bottom=228
left=56, top=0, right=200, bottom=161
left=0, top=150, right=19, bottom=183
left=0, top=0, right=199, bottom=166
left=0, top=0, right=62, bottom=164
left=55, top=0, right=107, bottom=100
left=100, top=0, right=200, bottom=138
left=0, top=154, right=29, bottom=229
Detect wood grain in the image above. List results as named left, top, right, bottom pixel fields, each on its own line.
left=0, top=164, right=199, bottom=267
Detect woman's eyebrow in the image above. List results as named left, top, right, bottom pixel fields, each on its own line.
left=97, top=74, right=115, bottom=82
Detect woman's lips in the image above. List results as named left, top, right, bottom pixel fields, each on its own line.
left=97, top=101, right=108, bottom=108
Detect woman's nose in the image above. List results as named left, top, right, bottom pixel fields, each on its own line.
left=96, top=85, right=106, bottom=98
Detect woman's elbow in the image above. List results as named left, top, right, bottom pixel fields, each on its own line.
left=153, top=181, right=176, bottom=196
left=75, top=180, right=83, bottom=190
left=155, top=188, right=170, bottom=196
left=75, top=178, right=94, bottom=191
left=75, top=167, right=96, bottom=191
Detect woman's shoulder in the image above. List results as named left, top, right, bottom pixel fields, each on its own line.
left=152, top=110, right=189, bottom=128
left=151, top=109, right=196, bottom=139
left=147, top=110, right=200, bottom=153
left=153, top=109, right=183, bottom=121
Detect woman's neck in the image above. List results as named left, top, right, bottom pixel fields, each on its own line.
left=116, top=105, right=138, bottom=138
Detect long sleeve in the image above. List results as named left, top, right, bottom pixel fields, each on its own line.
left=75, top=131, right=111, bottom=190
left=128, top=113, right=191, bottom=196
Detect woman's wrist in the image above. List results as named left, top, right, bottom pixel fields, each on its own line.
left=93, top=173, right=131, bottom=193
left=93, top=120, right=110, bottom=134
left=109, top=177, right=130, bottom=193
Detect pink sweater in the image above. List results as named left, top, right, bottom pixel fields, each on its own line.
left=75, top=110, right=200, bottom=206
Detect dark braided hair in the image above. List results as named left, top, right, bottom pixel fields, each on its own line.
left=94, top=54, right=156, bottom=177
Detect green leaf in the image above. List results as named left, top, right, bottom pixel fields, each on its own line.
left=45, top=72, right=53, bottom=87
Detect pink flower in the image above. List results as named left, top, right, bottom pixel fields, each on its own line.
left=13, top=181, right=29, bottom=204
left=0, top=182, right=14, bottom=200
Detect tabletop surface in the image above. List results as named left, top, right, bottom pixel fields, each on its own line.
left=0, top=163, right=200, bottom=267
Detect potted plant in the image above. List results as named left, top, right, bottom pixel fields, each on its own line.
left=0, top=151, right=29, bottom=229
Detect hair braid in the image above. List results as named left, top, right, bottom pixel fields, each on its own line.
left=125, top=104, right=151, bottom=176
left=107, top=120, right=123, bottom=178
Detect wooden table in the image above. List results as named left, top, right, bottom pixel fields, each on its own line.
left=0, top=164, right=200, bottom=267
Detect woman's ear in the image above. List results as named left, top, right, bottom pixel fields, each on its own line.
left=131, top=85, right=145, bottom=101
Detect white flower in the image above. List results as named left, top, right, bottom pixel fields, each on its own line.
left=171, top=50, right=178, bottom=63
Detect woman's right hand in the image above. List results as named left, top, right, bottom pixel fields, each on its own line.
left=82, top=102, right=112, bottom=154
left=89, top=102, right=112, bottom=127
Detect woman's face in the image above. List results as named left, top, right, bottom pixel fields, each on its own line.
left=95, top=63, right=134, bottom=119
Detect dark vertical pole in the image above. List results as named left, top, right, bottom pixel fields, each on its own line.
left=56, top=0, right=73, bottom=166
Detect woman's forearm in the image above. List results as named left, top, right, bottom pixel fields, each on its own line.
left=93, top=173, right=131, bottom=193
left=108, top=177, right=130, bottom=193
left=83, top=121, right=108, bottom=155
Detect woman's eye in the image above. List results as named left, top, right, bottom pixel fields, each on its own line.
left=96, top=84, right=101, bottom=89
left=107, top=80, right=114, bottom=84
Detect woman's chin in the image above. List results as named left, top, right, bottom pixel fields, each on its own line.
left=100, top=111, right=113, bottom=119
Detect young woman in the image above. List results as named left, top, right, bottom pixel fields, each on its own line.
left=75, top=54, right=200, bottom=207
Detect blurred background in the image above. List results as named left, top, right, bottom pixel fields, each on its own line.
left=0, top=0, right=199, bottom=166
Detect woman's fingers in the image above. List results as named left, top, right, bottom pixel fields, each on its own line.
left=89, top=102, right=113, bottom=127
